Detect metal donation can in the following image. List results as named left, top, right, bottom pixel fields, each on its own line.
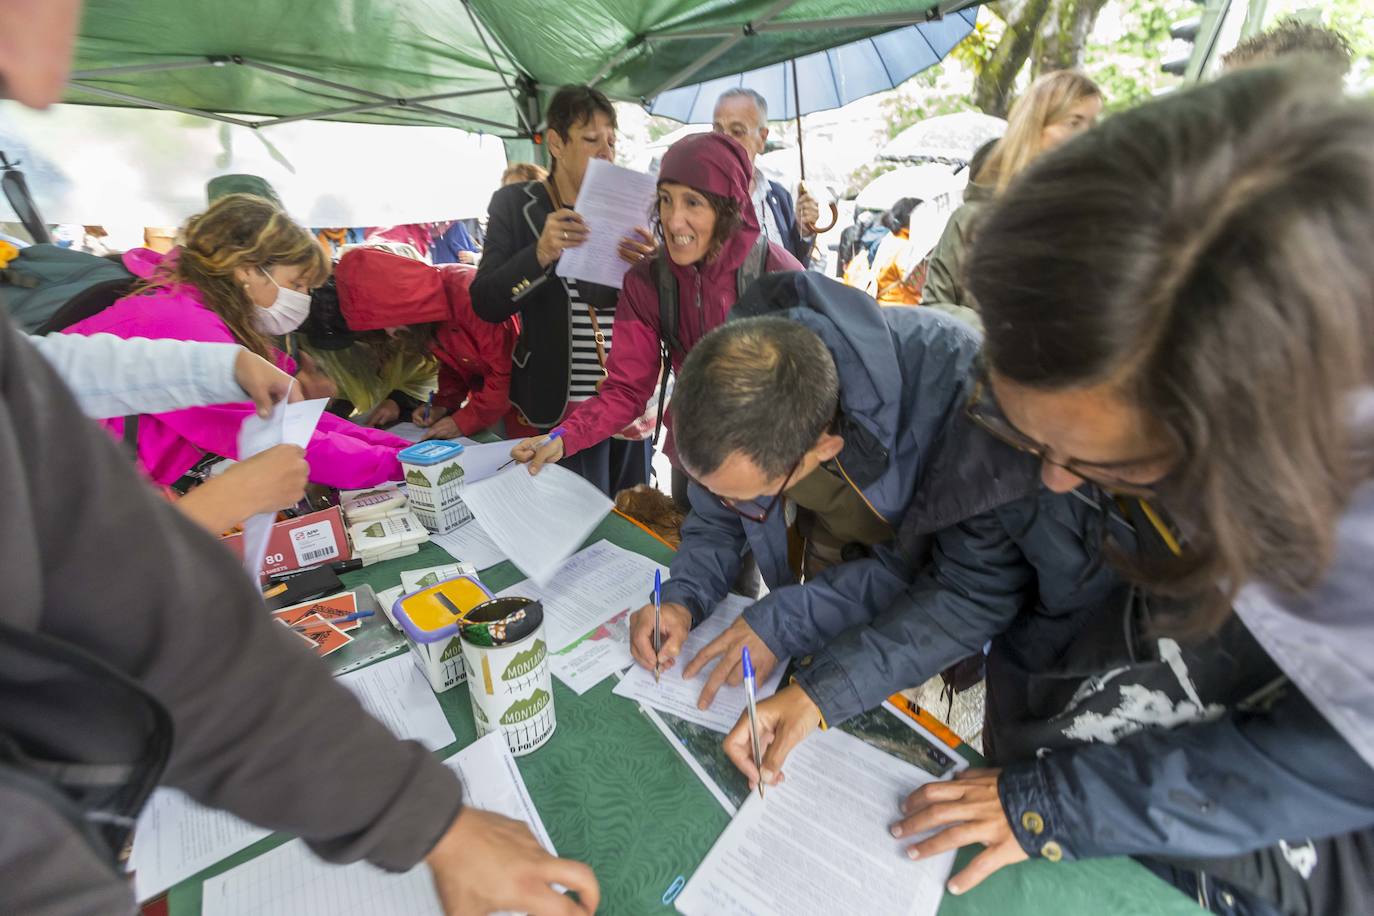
left=458, top=596, right=556, bottom=757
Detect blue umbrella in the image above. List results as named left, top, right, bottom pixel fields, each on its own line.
left=647, top=7, right=979, bottom=124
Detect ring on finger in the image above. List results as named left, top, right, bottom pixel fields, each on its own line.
left=562, top=231, right=568, bottom=242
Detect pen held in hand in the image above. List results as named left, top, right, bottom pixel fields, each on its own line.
left=653, top=569, right=662, bottom=684
left=742, top=645, right=764, bottom=799
left=498, top=426, right=567, bottom=473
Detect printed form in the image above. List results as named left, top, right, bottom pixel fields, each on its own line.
left=676, top=728, right=955, bottom=916
left=613, top=594, right=786, bottom=733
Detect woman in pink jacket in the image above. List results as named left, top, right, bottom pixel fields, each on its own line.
left=66, top=194, right=408, bottom=489
left=512, top=132, right=802, bottom=500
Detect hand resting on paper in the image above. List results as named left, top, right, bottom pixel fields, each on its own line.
left=233, top=349, right=300, bottom=418
left=427, top=807, right=600, bottom=915
left=510, top=435, right=565, bottom=474
left=629, top=600, right=692, bottom=673
left=682, top=615, right=777, bottom=709
left=616, top=226, right=657, bottom=266
left=891, top=768, right=1027, bottom=895
left=363, top=398, right=401, bottom=428
left=723, top=683, right=823, bottom=792
left=420, top=417, right=463, bottom=442
left=175, top=444, right=308, bottom=535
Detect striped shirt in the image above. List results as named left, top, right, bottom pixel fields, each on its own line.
left=567, top=279, right=613, bottom=402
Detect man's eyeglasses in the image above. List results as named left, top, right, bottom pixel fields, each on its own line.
left=718, top=455, right=803, bottom=524
left=964, top=371, right=1163, bottom=499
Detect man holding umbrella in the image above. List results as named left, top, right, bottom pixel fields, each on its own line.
left=713, top=88, right=822, bottom=265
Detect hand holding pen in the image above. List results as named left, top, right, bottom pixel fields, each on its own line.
left=653, top=570, right=662, bottom=684
left=503, top=426, right=566, bottom=474
left=742, top=646, right=765, bottom=799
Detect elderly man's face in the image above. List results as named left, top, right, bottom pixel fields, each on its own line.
left=712, top=95, right=768, bottom=164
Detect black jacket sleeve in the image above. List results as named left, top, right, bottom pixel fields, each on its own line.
left=470, top=184, right=556, bottom=323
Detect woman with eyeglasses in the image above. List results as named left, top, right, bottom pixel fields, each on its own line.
left=727, top=67, right=1374, bottom=916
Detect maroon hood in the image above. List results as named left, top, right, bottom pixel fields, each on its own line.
left=658, top=131, right=760, bottom=280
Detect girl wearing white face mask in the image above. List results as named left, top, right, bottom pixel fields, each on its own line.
left=63, top=194, right=412, bottom=490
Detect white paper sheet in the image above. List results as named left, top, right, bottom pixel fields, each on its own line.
left=336, top=653, right=456, bottom=752
left=612, top=594, right=786, bottom=733
left=129, top=792, right=269, bottom=902
left=462, top=464, right=611, bottom=586
left=429, top=518, right=507, bottom=570
left=456, top=438, right=524, bottom=483
left=201, top=733, right=554, bottom=916
left=383, top=421, right=428, bottom=443
left=128, top=654, right=453, bottom=899
left=675, top=729, right=955, bottom=916
left=492, top=540, right=666, bottom=688
left=398, top=563, right=477, bottom=593
left=236, top=395, right=328, bottom=580
left=554, top=158, right=658, bottom=290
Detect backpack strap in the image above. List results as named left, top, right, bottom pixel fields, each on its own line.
left=652, top=253, right=678, bottom=447
left=736, top=234, right=770, bottom=300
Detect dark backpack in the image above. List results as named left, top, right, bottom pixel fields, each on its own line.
left=650, top=235, right=769, bottom=443
left=0, top=244, right=134, bottom=334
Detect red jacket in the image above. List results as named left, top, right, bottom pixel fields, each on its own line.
left=338, top=250, right=516, bottom=437
left=430, top=265, right=516, bottom=436
left=559, top=241, right=802, bottom=459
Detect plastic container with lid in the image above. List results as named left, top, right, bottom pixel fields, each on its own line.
left=392, top=575, right=493, bottom=692
left=398, top=440, right=473, bottom=534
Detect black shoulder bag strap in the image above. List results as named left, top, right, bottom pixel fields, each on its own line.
left=652, top=253, right=678, bottom=446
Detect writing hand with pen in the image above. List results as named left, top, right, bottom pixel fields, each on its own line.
left=723, top=683, right=1026, bottom=896
left=627, top=606, right=779, bottom=710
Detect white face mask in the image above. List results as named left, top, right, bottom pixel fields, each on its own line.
left=253, top=267, right=312, bottom=335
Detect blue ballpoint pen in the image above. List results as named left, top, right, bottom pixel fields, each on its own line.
left=653, top=570, right=662, bottom=683
left=497, top=426, right=567, bottom=472
left=742, top=646, right=765, bottom=799
left=423, top=391, right=435, bottom=423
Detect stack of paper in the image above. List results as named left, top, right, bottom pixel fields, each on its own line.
left=676, top=729, right=956, bottom=916
left=347, top=512, right=429, bottom=565
left=338, top=483, right=409, bottom=525
left=199, top=733, right=553, bottom=916
left=129, top=655, right=456, bottom=902
left=461, top=464, right=612, bottom=585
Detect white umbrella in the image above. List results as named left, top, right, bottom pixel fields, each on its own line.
left=879, top=111, right=1006, bottom=166
left=855, top=163, right=968, bottom=215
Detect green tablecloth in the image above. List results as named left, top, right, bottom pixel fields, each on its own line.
left=168, top=513, right=1199, bottom=915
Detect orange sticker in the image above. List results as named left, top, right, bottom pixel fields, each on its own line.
left=277, top=614, right=353, bottom=657
left=272, top=593, right=360, bottom=631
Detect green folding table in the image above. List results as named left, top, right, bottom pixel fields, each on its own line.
left=165, top=512, right=1199, bottom=915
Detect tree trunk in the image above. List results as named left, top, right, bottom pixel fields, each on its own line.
left=1032, top=0, right=1110, bottom=75
left=972, top=0, right=1053, bottom=117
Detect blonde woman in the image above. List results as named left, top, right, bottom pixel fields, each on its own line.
left=63, top=194, right=410, bottom=489
left=922, top=71, right=1102, bottom=310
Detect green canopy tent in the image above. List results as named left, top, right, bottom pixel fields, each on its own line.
left=63, top=0, right=977, bottom=160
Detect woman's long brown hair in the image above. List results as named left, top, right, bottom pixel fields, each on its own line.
left=969, top=63, right=1374, bottom=633
left=147, top=194, right=330, bottom=359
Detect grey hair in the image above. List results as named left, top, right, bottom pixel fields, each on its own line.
left=716, top=87, right=768, bottom=125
